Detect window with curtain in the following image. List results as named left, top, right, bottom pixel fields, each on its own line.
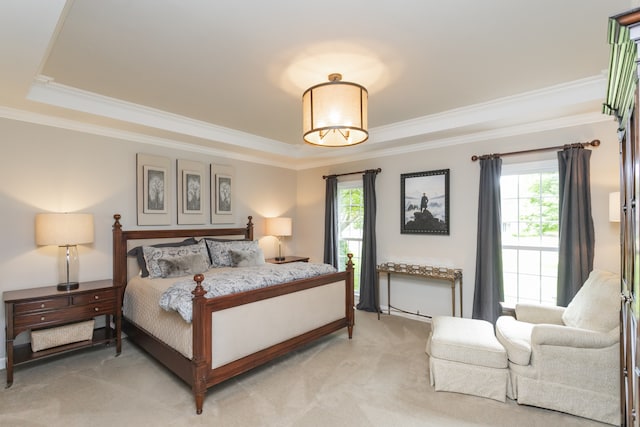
left=337, top=180, right=363, bottom=294
left=501, top=161, right=559, bottom=306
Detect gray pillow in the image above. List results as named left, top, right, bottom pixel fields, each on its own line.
left=229, top=248, right=265, bottom=267
left=157, top=253, right=210, bottom=278
left=206, top=239, right=259, bottom=267
left=127, top=237, right=198, bottom=277
left=143, top=240, right=211, bottom=278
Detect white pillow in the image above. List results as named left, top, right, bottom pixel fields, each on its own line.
left=562, top=269, right=620, bottom=333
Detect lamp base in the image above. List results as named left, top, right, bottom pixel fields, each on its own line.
left=57, top=282, right=79, bottom=292
left=274, top=256, right=285, bottom=261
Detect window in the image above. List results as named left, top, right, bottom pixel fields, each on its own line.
left=337, top=180, right=363, bottom=294
left=501, top=161, right=559, bottom=306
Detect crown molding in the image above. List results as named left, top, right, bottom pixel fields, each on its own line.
left=293, top=112, right=614, bottom=170
left=27, top=75, right=301, bottom=157
left=369, top=75, right=607, bottom=144
left=0, top=74, right=612, bottom=170
left=0, top=105, right=293, bottom=168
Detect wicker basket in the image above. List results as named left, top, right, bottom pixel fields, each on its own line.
left=31, top=320, right=95, bottom=352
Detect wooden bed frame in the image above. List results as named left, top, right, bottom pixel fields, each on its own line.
left=112, top=214, right=355, bottom=414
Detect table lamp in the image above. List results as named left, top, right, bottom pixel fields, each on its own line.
left=265, top=217, right=292, bottom=261
left=35, top=213, right=94, bottom=291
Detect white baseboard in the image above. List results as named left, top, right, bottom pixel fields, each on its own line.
left=0, top=357, right=6, bottom=371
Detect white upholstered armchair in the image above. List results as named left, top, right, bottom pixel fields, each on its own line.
left=495, top=270, right=620, bottom=425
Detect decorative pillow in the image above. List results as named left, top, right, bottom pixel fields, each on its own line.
left=206, top=239, right=259, bottom=267
left=127, top=237, right=197, bottom=277
left=229, top=248, right=265, bottom=267
left=157, top=253, right=210, bottom=278
left=143, top=240, right=210, bottom=279
left=562, top=269, right=620, bottom=333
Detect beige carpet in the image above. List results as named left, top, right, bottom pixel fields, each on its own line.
left=0, top=311, right=608, bottom=426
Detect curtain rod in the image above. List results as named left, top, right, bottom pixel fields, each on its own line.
left=323, top=168, right=382, bottom=179
left=470, top=139, right=601, bottom=162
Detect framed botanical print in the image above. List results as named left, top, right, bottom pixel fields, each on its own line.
left=137, top=153, right=172, bottom=225
left=177, top=159, right=208, bottom=225
left=211, top=164, right=235, bottom=224
left=400, top=169, right=450, bottom=235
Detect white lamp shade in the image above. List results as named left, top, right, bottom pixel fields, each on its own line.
left=609, top=192, right=621, bottom=222
left=265, top=217, right=292, bottom=237
left=302, top=76, right=368, bottom=147
left=35, top=213, right=94, bottom=246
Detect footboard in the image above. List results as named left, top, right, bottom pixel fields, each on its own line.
left=191, top=256, right=354, bottom=414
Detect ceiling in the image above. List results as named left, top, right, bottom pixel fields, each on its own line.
left=0, top=0, right=635, bottom=169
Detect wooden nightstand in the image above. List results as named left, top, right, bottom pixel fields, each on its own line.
left=265, top=256, right=310, bottom=264
left=3, top=279, right=122, bottom=387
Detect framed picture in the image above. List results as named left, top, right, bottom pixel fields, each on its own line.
left=211, top=164, right=235, bottom=224
left=137, top=153, right=172, bottom=225
left=401, top=169, right=450, bottom=235
left=143, top=166, right=167, bottom=214
left=215, top=174, right=232, bottom=214
left=177, top=159, right=208, bottom=225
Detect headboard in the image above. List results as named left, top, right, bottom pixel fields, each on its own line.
left=112, top=214, right=254, bottom=287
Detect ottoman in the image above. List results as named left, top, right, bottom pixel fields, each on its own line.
left=426, top=316, right=508, bottom=402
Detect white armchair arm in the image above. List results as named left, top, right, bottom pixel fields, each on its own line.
left=531, top=324, right=619, bottom=349
left=515, top=303, right=565, bottom=325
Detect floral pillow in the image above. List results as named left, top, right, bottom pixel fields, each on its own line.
left=143, top=240, right=210, bottom=278
left=128, top=237, right=198, bottom=277
left=157, top=253, right=210, bottom=278
left=206, top=239, right=259, bottom=267
left=229, top=248, right=265, bottom=267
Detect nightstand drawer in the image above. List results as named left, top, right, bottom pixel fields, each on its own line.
left=72, top=289, right=114, bottom=305
left=14, top=297, right=69, bottom=314
left=14, top=300, right=116, bottom=329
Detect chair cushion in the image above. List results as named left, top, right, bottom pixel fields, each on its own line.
left=429, top=316, right=507, bottom=369
left=495, top=316, right=534, bottom=366
left=562, top=270, right=620, bottom=333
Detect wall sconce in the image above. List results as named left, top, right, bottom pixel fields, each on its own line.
left=609, top=192, right=620, bottom=223
left=35, top=213, right=94, bottom=291
left=265, top=217, right=292, bottom=261
left=302, top=73, right=368, bottom=147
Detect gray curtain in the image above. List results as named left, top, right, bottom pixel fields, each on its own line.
left=472, top=157, right=504, bottom=324
left=557, top=148, right=595, bottom=306
left=357, top=170, right=378, bottom=312
left=323, top=176, right=338, bottom=268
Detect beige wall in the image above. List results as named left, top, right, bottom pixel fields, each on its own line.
left=0, top=118, right=297, bottom=362
left=296, top=120, right=621, bottom=318
left=0, top=116, right=621, bottom=364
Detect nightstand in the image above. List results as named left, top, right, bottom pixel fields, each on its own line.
left=3, top=279, right=122, bottom=387
left=265, top=256, right=310, bottom=264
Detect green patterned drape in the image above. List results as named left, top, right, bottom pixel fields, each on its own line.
left=603, top=17, right=638, bottom=127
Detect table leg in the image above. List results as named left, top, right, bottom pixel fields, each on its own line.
left=5, top=339, right=13, bottom=388
left=387, top=273, right=391, bottom=315
left=451, top=280, right=455, bottom=316
left=459, top=277, right=463, bottom=318
left=376, top=271, right=380, bottom=320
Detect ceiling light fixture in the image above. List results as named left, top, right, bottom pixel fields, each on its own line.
left=302, top=73, right=368, bottom=147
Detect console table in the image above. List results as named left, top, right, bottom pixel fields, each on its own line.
left=376, top=263, right=463, bottom=319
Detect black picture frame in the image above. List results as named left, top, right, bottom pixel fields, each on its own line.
left=401, top=169, right=450, bottom=235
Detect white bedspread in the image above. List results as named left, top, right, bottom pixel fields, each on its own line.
left=159, top=262, right=337, bottom=322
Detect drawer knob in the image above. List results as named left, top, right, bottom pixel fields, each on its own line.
left=94, top=307, right=99, bottom=312
left=94, top=295, right=99, bottom=300
left=40, top=303, right=45, bottom=308
left=40, top=316, right=45, bottom=321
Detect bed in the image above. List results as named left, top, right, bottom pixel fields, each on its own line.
left=112, top=214, right=355, bottom=414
